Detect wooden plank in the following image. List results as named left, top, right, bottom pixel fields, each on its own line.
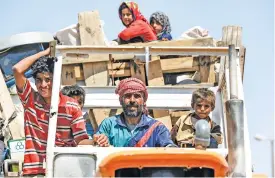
left=61, top=64, right=84, bottom=81
left=160, top=57, right=199, bottom=73
left=88, top=109, right=99, bottom=132
left=112, top=54, right=134, bottom=61
left=198, top=56, right=211, bottom=83
left=109, top=108, right=123, bottom=116
left=74, top=65, right=85, bottom=81
left=78, top=11, right=106, bottom=45
left=155, top=115, right=172, bottom=131
left=218, top=56, right=226, bottom=88
left=50, top=40, right=57, bottom=57
left=122, top=37, right=215, bottom=47
left=78, top=11, right=109, bottom=86
left=108, top=69, right=131, bottom=77
left=88, top=108, right=123, bottom=132
left=208, top=57, right=216, bottom=83
left=239, top=46, right=246, bottom=81
left=107, top=62, right=130, bottom=70
left=221, top=25, right=243, bottom=83
left=83, top=62, right=109, bottom=86
left=59, top=38, right=217, bottom=65
left=74, top=66, right=82, bottom=78
left=112, top=38, right=215, bottom=61
left=78, top=10, right=112, bottom=123
left=196, top=55, right=216, bottom=83
left=151, top=56, right=160, bottom=61
left=78, top=10, right=109, bottom=66
left=147, top=58, right=171, bottom=120
left=59, top=38, right=216, bottom=63
left=154, top=110, right=169, bottom=118
left=130, top=61, right=146, bottom=84
left=148, top=60, right=164, bottom=86
left=61, top=65, right=77, bottom=85
left=222, top=26, right=242, bottom=47
left=88, top=109, right=112, bottom=130
left=62, top=53, right=109, bottom=64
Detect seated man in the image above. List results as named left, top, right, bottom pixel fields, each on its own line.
left=61, top=85, right=94, bottom=138
left=171, top=88, right=222, bottom=148
left=97, top=78, right=176, bottom=147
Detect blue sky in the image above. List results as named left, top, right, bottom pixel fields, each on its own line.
left=0, top=0, right=274, bottom=176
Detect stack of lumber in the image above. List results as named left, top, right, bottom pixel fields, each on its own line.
left=61, top=37, right=219, bottom=86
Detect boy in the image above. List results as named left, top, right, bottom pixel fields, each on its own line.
left=170, top=88, right=222, bottom=148
left=61, top=85, right=94, bottom=138
left=12, top=48, right=108, bottom=176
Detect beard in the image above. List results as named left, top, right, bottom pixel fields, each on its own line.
left=122, top=101, right=143, bottom=118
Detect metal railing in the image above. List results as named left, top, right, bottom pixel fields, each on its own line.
left=45, top=45, right=251, bottom=177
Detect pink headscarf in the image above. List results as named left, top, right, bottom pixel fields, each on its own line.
left=115, top=77, right=148, bottom=114
left=118, top=1, right=150, bottom=27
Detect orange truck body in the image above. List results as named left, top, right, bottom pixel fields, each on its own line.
left=97, top=149, right=228, bottom=177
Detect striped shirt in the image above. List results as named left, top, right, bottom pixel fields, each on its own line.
left=17, top=80, right=89, bottom=175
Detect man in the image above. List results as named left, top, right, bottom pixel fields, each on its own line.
left=97, top=77, right=175, bottom=147
left=12, top=48, right=108, bottom=176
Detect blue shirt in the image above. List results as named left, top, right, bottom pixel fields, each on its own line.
left=97, top=114, right=175, bottom=147
left=83, top=112, right=94, bottom=137
left=158, top=32, right=172, bottom=41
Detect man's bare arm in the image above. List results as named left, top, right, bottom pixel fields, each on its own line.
left=78, top=139, right=95, bottom=145
left=77, top=134, right=109, bottom=147
left=12, top=48, right=50, bottom=91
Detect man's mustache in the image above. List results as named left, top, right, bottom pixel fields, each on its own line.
left=126, top=103, right=139, bottom=107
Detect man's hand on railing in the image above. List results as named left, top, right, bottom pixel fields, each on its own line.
left=43, top=48, right=51, bottom=56
left=93, top=134, right=109, bottom=147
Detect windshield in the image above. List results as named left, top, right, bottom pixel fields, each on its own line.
left=115, top=167, right=214, bottom=177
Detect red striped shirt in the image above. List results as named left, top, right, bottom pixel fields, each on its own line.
left=17, top=80, right=89, bottom=175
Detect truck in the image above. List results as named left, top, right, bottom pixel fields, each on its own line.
left=0, top=28, right=265, bottom=177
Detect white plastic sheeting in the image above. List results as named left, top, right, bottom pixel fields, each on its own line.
left=179, top=26, right=210, bottom=40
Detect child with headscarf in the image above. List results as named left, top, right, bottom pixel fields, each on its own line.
left=116, top=1, right=157, bottom=44
left=150, top=11, right=172, bottom=41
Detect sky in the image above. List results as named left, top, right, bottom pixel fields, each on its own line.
left=0, top=0, right=274, bottom=176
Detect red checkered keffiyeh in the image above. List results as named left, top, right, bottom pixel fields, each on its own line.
left=115, top=78, right=148, bottom=115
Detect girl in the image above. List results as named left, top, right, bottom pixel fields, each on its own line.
left=150, top=11, right=172, bottom=41
left=117, top=1, right=157, bottom=44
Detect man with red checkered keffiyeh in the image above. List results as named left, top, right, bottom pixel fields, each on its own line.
left=97, top=78, right=176, bottom=147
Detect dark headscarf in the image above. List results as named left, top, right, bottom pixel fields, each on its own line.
left=150, top=11, right=172, bottom=39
